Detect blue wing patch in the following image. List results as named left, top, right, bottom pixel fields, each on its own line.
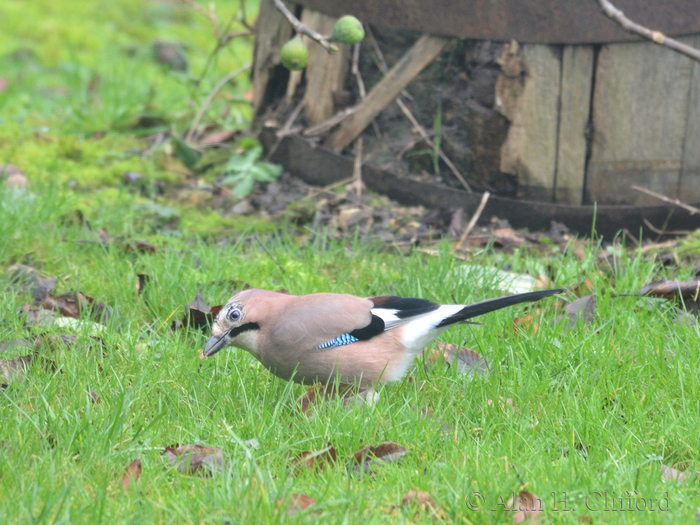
left=316, top=333, right=359, bottom=349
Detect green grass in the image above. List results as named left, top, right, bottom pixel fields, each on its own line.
left=1, top=180, right=699, bottom=524
left=1, top=0, right=700, bottom=522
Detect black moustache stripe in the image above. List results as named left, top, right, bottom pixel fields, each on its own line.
left=227, top=322, right=260, bottom=338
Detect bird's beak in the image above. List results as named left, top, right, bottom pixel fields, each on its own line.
left=203, top=334, right=229, bottom=357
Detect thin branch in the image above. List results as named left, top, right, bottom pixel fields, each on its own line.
left=272, top=0, right=338, bottom=54
left=597, top=0, right=700, bottom=63
left=303, top=107, right=356, bottom=136
left=631, top=185, right=700, bottom=215
left=453, top=191, right=490, bottom=252
left=198, top=11, right=251, bottom=85
left=396, top=97, right=472, bottom=193
left=352, top=137, right=364, bottom=196
left=264, top=99, right=305, bottom=161
left=642, top=218, right=693, bottom=236
left=252, top=234, right=285, bottom=273
left=180, top=0, right=221, bottom=38
left=365, top=25, right=413, bottom=101
left=186, top=63, right=252, bottom=143
left=352, top=42, right=381, bottom=138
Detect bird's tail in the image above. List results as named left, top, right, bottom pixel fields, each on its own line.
left=436, top=288, right=564, bottom=328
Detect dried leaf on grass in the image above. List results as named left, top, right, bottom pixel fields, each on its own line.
left=125, top=239, right=157, bottom=254
left=660, top=464, right=687, bottom=484
left=1, top=354, right=33, bottom=390
left=199, top=129, right=237, bottom=146
left=394, top=489, right=446, bottom=519
left=508, top=490, right=543, bottom=523
left=121, top=458, right=142, bottom=494
left=281, top=493, right=316, bottom=516
left=425, top=342, right=490, bottom=378
left=552, top=295, right=596, bottom=332
left=40, top=290, right=113, bottom=323
left=638, top=279, right=699, bottom=318
left=351, top=442, right=407, bottom=474
left=173, top=284, right=223, bottom=331
left=163, top=444, right=228, bottom=476
left=296, top=382, right=370, bottom=414
left=291, top=444, right=337, bottom=472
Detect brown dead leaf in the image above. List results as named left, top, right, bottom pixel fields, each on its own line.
left=40, top=291, right=113, bottom=323
left=492, top=227, right=526, bottom=247
left=638, top=279, right=699, bottom=318
left=173, top=284, right=223, bottom=332
left=508, top=490, right=543, bottom=523
left=552, top=295, right=596, bottom=332
left=660, top=464, right=687, bottom=484
left=1, top=354, right=33, bottom=389
left=426, top=342, right=490, bottom=378
left=571, top=278, right=594, bottom=297
left=296, top=382, right=369, bottom=414
left=125, top=239, right=157, bottom=254
left=135, top=274, right=150, bottom=295
left=121, top=457, right=142, bottom=494
left=163, top=444, right=227, bottom=476
left=291, top=444, right=337, bottom=472
left=513, top=310, right=540, bottom=333
left=282, top=493, right=316, bottom=516
left=351, top=442, right=407, bottom=474
left=198, top=129, right=237, bottom=145
left=20, top=305, right=56, bottom=327
left=398, top=489, right=445, bottom=519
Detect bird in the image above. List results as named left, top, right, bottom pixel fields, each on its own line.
left=202, top=287, right=564, bottom=386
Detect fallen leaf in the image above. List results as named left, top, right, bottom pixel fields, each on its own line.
left=135, top=273, right=150, bottom=296
left=163, top=444, right=227, bottom=476
left=398, top=489, right=445, bottom=519
left=20, top=305, right=56, bottom=327
left=553, top=295, right=596, bottom=332
left=199, top=129, right=237, bottom=145
left=513, top=311, right=540, bottom=333
left=571, top=278, right=594, bottom=297
left=173, top=284, right=223, bottom=332
left=125, top=239, right=157, bottom=254
left=426, top=342, right=490, bottom=378
left=638, top=279, right=699, bottom=318
left=282, top=493, right=316, bottom=516
left=121, top=457, right=142, bottom=494
left=1, top=354, right=33, bottom=388
left=291, top=444, right=337, bottom=472
left=507, top=490, right=543, bottom=523
left=492, top=227, right=526, bottom=247
left=351, top=442, right=407, bottom=474
left=660, top=464, right=687, bottom=484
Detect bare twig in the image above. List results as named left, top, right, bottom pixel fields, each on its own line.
left=631, top=185, right=700, bottom=215
left=265, top=99, right=305, bottom=160
left=597, top=0, right=700, bottom=63
left=642, top=218, right=693, bottom=236
left=180, top=0, right=221, bottom=38
left=252, top=234, right=285, bottom=273
left=453, top=191, right=490, bottom=252
left=396, top=98, right=472, bottom=193
left=272, top=0, right=338, bottom=54
left=302, top=176, right=356, bottom=200
left=303, top=107, right=356, bottom=136
left=352, top=42, right=381, bottom=138
left=352, top=137, right=364, bottom=196
left=198, top=11, right=252, bottom=85
left=186, top=63, right=252, bottom=143
left=365, top=25, right=413, bottom=101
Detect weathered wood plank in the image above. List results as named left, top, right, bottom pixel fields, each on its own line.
left=252, top=0, right=294, bottom=115
left=586, top=39, right=696, bottom=205
left=499, top=44, right=561, bottom=201
left=554, top=45, right=594, bottom=205
left=325, top=34, right=449, bottom=153
left=299, top=10, right=350, bottom=125
left=679, top=36, right=700, bottom=203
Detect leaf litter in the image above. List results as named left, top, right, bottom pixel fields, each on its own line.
left=163, top=444, right=228, bottom=476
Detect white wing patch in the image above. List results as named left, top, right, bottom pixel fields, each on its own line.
left=372, top=304, right=466, bottom=352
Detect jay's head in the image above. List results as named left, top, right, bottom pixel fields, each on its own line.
left=202, top=290, right=261, bottom=358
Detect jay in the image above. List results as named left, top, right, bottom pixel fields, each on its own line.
left=202, top=287, right=563, bottom=386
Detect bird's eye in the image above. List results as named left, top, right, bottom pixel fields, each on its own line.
left=227, top=307, right=242, bottom=322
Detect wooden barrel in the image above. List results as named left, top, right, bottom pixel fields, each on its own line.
left=253, top=0, right=700, bottom=213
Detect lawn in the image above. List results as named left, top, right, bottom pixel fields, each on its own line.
left=1, top=1, right=700, bottom=523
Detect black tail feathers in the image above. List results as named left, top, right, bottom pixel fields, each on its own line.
left=436, top=288, right=564, bottom=328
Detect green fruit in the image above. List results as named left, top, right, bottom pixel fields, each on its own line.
left=330, top=15, right=364, bottom=45
left=280, top=36, right=309, bottom=70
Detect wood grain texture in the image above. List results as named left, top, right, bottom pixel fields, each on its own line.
left=252, top=0, right=294, bottom=115
left=586, top=39, right=697, bottom=205
left=679, top=36, right=700, bottom=203
left=325, top=34, right=449, bottom=153
left=299, top=10, right=350, bottom=125
left=499, top=45, right=561, bottom=201
left=555, top=45, right=594, bottom=205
